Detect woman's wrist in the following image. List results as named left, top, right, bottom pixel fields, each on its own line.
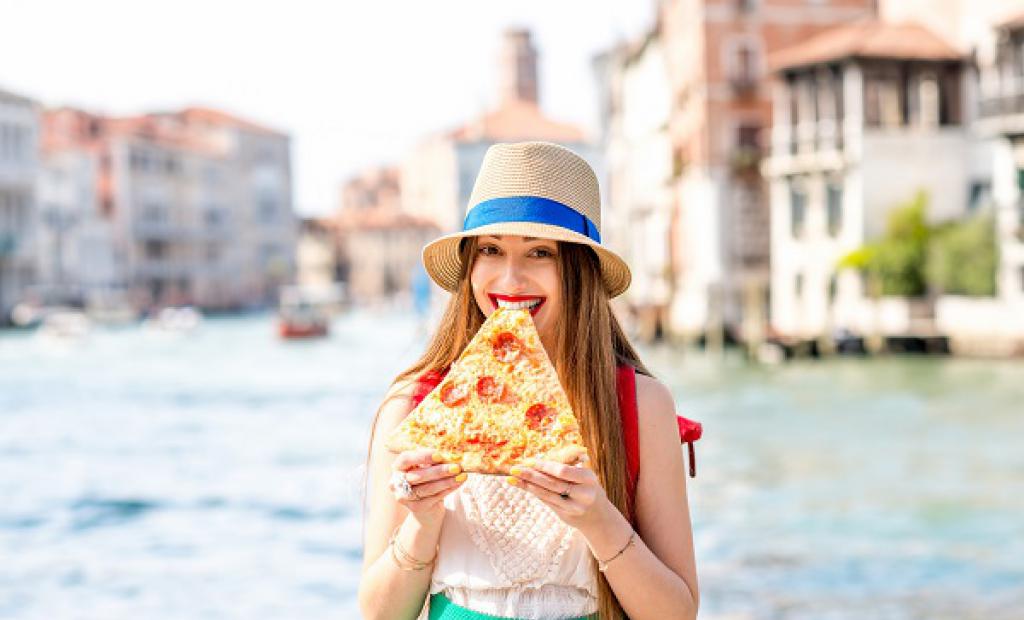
left=578, top=496, right=633, bottom=554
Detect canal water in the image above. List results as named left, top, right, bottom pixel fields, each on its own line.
left=1, top=311, right=1022, bottom=619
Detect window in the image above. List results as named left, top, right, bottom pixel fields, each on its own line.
left=827, top=182, right=843, bottom=236
left=737, top=0, right=757, bottom=12
left=789, top=179, right=807, bottom=238
left=795, top=273, right=804, bottom=298
left=828, top=274, right=838, bottom=303
left=145, top=240, right=166, bottom=259
left=731, top=42, right=759, bottom=94
left=258, top=195, right=277, bottom=223
left=204, top=207, right=225, bottom=227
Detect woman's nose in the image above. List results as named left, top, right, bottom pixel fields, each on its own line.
left=498, top=258, right=528, bottom=290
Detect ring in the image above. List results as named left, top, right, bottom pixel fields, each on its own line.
left=390, top=471, right=414, bottom=500
left=559, top=484, right=572, bottom=500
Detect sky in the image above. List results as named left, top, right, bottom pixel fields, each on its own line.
left=1, top=0, right=655, bottom=216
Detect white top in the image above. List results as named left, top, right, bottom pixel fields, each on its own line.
left=419, top=473, right=599, bottom=619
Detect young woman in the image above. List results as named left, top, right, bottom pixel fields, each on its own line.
left=359, top=142, right=699, bottom=620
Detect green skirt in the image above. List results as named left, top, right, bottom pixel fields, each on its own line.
left=428, top=593, right=598, bottom=620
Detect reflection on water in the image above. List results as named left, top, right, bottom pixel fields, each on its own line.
left=1, top=312, right=1022, bottom=619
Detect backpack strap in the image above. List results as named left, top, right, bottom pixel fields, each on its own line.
left=616, top=364, right=641, bottom=521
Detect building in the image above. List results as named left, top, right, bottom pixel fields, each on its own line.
left=657, top=0, right=877, bottom=341
left=0, top=87, right=39, bottom=325
left=764, top=21, right=968, bottom=339
left=595, top=25, right=675, bottom=341
left=40, top=106, right=296, bottom=312
left=402, top=28, right=598, bottom=234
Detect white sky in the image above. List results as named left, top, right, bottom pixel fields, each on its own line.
left=1, top=0, right=654, bottom=216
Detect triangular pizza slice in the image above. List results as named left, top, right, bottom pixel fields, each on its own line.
left=386, top=307, right=588, bottom=474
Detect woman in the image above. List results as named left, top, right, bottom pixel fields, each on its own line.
left=359, top=142, right=699, bottom=619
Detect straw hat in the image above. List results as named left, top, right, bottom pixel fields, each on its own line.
left=422, top=141, right=631, bottom=298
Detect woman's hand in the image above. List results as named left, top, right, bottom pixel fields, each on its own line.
left=507, top=455, right=614, bottom=530
left=390, top=448, right=466, bottom=525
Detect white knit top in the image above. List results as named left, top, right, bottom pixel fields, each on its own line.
left=419, top=473, right=599, bottom=619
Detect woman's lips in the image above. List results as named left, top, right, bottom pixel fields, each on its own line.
left=488, top=294, right=546, bottom=317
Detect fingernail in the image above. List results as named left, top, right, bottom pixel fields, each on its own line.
left=447, top=464, right=461, bottom=474
left=524, top=459, right=536, bottom=468
left=509, top=466, right=522, bottom=476
left=432, top=453, right=443, bottom=463
left=505, top=477, right=520, bottom=486
left=455, top=473, right=468, bottom=483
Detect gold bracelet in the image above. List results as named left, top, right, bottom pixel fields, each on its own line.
left=597, top=530, right=636, bottom=572
left=388, top=528, right=438, bottom=571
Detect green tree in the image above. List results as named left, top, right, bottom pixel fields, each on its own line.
left=839, top=191, right=998, bottom=298
left=927, top=214, right=997, bottom=296
left=838, top=191, right=931, bottom=296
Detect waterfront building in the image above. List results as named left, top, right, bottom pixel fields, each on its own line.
left=333, top=166, right=438, bottom=305
left=40, top=106, right=296, bottom=312
left=594, top=25, right=675, bottom=341
left=765, top=21, right=967, bottom=340
left=0, top=87, right=39, bottom=325
left=656, top=0, right=876, bottom=341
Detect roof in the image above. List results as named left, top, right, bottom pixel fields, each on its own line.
left=176, top=106, right=285, bottom=136
left=450, top=99, right=586, bottom=143
left=997, top=9, right=1024, bottom=31
left=331, top=208, right=440, bottom=233
left=769, top=21, right=962, bottom=72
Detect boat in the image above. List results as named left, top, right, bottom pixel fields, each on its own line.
left=37, top=308, right=92, bottom=341
left=277, top=285, right=333, bottom=339
left=143, top=306, right=203, bottom=334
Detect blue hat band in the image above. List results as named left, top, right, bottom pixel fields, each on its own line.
left=462, top=196, right=601, bottom=243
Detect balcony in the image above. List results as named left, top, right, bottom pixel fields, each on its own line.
left=977, top=78, right=1024, bottom=135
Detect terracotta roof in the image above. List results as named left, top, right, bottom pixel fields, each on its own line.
left=331, top=208, right=440, bottom=232
left=997, top=9, right=1024, bottom=31
left=176, top=106, right=285, bottom=136
left=450, top=99, right=586, bottom=143
left=769, top=21, right=962, bottom=72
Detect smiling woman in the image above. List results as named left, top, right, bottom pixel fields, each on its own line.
left=359, top=142, right=699, bottom=620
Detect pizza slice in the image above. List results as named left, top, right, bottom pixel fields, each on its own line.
left=385, top=307, right=588, bottom=475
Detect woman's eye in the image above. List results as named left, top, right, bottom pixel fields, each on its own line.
left=478, top=245, right=500, bottom=256
left=530, top=248, right=555, bottom=258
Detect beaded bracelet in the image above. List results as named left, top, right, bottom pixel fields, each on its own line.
left=597, top=530, right=637, bottom=572
left=388, top=528, right=438, bottom=571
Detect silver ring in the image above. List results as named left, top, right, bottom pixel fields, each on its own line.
left=390, top=471, right=414, bottom=500
left=559, top=485, right=571, bottom=500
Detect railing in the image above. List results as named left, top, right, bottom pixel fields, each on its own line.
left=979, top=78, right=1024, bottom=118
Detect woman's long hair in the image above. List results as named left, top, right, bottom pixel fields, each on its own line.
left=367, top=237, right=650, bottom=619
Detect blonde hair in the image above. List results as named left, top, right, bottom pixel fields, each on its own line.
left=367, top=237, right=650, bottom=619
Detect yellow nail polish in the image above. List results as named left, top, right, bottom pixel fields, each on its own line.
left=509, top=466, right=522, bottom=476
left=455, top=473, right=468, bottom=483
left=431, top=453, right=444, bottom=463
left=506, top=477, right=519, bottom=486
left=447, top=464, right=461, bottom=474
left=524, top=459, right=536, bottom=468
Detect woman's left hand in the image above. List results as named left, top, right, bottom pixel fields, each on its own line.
left=507, top=455, right=613, bottom=530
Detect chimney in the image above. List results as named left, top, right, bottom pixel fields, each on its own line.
left=500, top=28, right=539, bottom=106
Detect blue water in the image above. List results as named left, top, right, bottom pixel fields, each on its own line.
left=1, top=312, right=1022, bottom=619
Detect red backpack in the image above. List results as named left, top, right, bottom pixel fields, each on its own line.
left=410, top=364, right=703, bottom=518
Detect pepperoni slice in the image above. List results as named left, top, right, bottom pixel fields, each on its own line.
left=492, top=332, right=523, bottom=363
left=525, top=403, right=556, bottom=431
left=476, top=376, right=504, bottom=402
left=439, top=381, right=469, bottom=407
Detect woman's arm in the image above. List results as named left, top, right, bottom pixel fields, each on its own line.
left=507, top=374, right=699, bottom=619
left=584, top=374, right=699, bottom=619
left=357, top=380, right=466, bottom=620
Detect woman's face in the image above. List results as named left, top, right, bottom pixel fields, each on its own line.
left=470, top=235, right=561, bottom=349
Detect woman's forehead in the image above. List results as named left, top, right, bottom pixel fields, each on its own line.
left=481, top=235, right=554, bottom=244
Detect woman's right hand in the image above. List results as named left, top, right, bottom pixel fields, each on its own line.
left=390, top=448, right=467, bottom=523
